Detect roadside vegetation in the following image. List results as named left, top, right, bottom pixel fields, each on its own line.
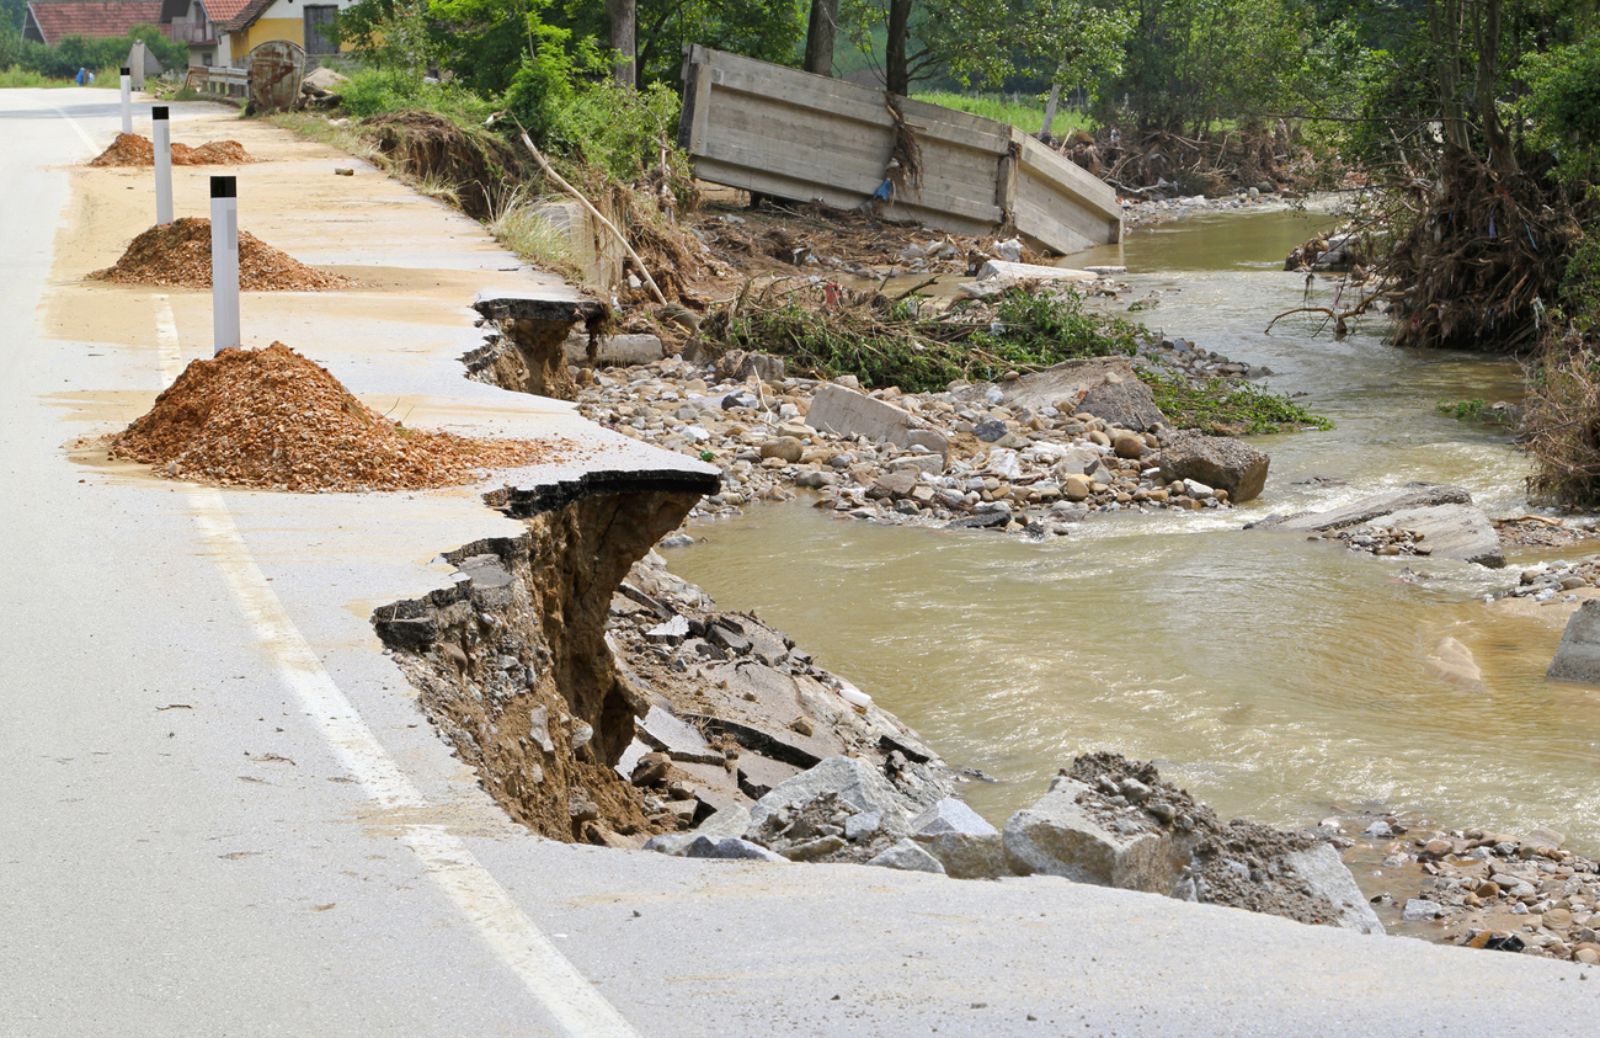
left=0, top=4, right=185, bottom=83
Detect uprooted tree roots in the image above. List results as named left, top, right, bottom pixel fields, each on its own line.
left=1384, top=155, right=1583, bottom=352
left=1058, top=122, right=1341, bottom=196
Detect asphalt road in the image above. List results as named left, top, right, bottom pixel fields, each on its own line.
left=3, top=88, right=1597, bottom=1038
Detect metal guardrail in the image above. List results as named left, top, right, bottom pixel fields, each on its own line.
left=197, top=66, right=248, bottom=100
left=679, top=46, right=1122, bottom=255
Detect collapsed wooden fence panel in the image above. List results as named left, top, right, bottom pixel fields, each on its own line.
left=678, top=46, right=1122, bottom=255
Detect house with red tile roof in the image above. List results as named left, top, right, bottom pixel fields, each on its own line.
left=22, top=1, right=167, bottom=46
left=159, top=0, right=357, bottom=67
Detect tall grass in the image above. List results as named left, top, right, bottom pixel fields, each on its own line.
left=487, top=187, right=582, bottom=283
left=0, top=66, right=69, bottom=88
left=911, top=91, right=1092, bottom=136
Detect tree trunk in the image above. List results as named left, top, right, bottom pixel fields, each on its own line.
left=1474, top=0, right=1518, bottom=174
left=804, top=0, right=838, bottom=76
left=1040, top=83, right=1062, bottom=141
left=886, top=0, right=913, bottom=96
left=606, top=0, right=636, bottom=88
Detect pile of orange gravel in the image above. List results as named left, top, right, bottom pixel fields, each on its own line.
left=110, top=343, right=571, bottom=492
left=89, top=133, right=255, bottom=167
left=90, top=217, right=349, bottom=291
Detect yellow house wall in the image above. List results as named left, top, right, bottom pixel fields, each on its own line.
left=234, top=16, right=356, bottom=58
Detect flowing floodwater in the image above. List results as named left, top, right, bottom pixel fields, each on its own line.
left=667, top=207, right=1600, bottom=852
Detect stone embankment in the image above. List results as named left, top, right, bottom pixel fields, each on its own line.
left=570, top=348, right=1272, bottom=537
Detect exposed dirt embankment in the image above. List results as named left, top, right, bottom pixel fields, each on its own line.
left=373, top=483, right=706, bottom=841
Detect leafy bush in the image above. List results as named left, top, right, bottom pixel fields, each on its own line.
left=1520, top=39, right=1600, bottom=189
left=1138, top=367, right=1331, bottom=434
left=339, top=67, right=494, bottom=126
left=702, top=286, right=1144, bottom=393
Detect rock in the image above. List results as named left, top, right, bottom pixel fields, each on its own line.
left=517, top=704, right=555, bottom=758
left=638, top=704, right=722, bottom=764
left=867, top=838, right=947, bottom=874
left=1112, top=432, right=1144, bottom=459
left=806, top=384, right=948, bottom=458
left=973, top=418, right=1008, bottom=442
left=1403, top=898, right=1444, bottom=921
left=645, top=615, right=690, bottom=644
left=959, top=357, right=1164, bottom=432
left=758, top=437, right=805, bottom=463
left=1002, top=776, right=1194, bottom=891
left=910, top=797, right=1007, bottom=879
left=748, top=756, right=914, bottom=836
left=1283, top=844, right=1385, bottom=934
left=1159, top=431, right=1270, bottom=503
left=1548, top=600, right=1600, bottom=684
left=867, top=469, right=919, bottom=500
left=684, top=835, right=786, bottom=862
left=1062, top=474, right=1093, bottom=501
left=735, top=352, right=786, bottom=382
left=1256, top=484, right=1502, bottom=566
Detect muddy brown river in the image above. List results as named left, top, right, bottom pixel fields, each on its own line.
left=667, top=207, right=1600, bottom=853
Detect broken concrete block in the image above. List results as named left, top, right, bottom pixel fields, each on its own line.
left=1002, top=777, right=1194, bottom=891
left=1548, top=600, right=1600, bottom=684
left=976, top=259, right=1098, bottom=283
left=806, top=384, right=948, bottom=458
left=747, top=756, right=914, bottom=837
left=638, top=705, right=722, bottom=765
left=910, top=797, right=1007, bottom=879
left=646, top=615, right=690, bottom=644
left=563, top=331, right=665, bottom=367
left=867, top=838, right=947, bottom=874
left=684, top=835, right=786, bottom=862
left=1282, top=844, right=1385, bottom=934
left=1159, top=431, right=1270, bottom=503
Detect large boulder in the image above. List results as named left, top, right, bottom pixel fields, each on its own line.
left=1281, top=844, right=1386, bottom=934
left=909, top=797, right=1007, bottom=879
left=963, top=357, right=1165, bottom=432
left=806, top=384, right=949, bottom=458
left=1548, top=600, right=1600, bottom=684
left=1002, top=775, right=1197, bottom=890
left=744, top=756, right=919, bottom=862
left=1159, top=431, right=1270, bottom=503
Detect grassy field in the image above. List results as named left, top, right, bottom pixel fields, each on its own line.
left=0, top=66, right=103, bottom=88
left=910, top=91, right=1092, bottom=135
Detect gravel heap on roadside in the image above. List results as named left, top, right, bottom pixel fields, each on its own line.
left=1360, top=819, right=1600, bottom=963
left=89, top=132, right=255, bottom=167
left=112, top=342, right=569, bottom=492
left=91, top=218, right=348, bottom=291
left=577, top=355, right=1249, bottom=537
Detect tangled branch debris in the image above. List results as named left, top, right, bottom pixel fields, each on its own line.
left=111, top=343, right=570, bottom=492
left=90, top=218, right=350, bottom=291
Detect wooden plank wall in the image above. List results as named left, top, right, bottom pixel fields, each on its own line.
left=678, top=46, right=1122, bottom=254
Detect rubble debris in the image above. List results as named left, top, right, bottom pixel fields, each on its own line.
left=91, top=218, right=349, bottom=291
left=1350, top=818, right=1600, bottom=962
left=1005, top=754, right=1383, bottom=934
left=89, top=132, right=256, bottom=167
left=111, top=343, right=569, bottom=491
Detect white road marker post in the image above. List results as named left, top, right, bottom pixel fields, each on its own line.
left=152, top=106, right=172, bottom=226
left=210, top=176, right=240, bottom=354
left=119, top=67, right=132, bottom=134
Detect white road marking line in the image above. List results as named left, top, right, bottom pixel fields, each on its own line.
left=150, top=302, right=639, bottom=1037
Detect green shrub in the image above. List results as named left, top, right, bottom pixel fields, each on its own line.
left=339, top=67, right=493, bottom=126
left=1138, top=367, right=1331, bottom=434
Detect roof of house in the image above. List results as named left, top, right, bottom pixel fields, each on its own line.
left=198, top=0, right=272, bottom=31
left=24, top=1, right=166, bottom=45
